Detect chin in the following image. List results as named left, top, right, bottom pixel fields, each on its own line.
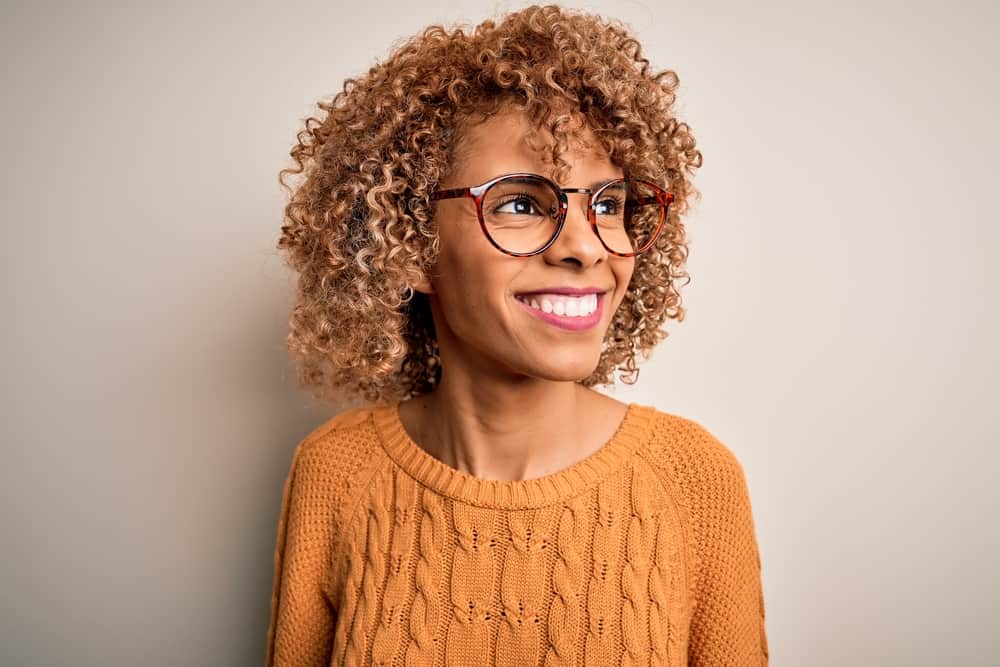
left=530, top=354, right=602, bottom=383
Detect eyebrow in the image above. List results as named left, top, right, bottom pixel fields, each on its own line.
left=590, top=177, right=624, bottom=189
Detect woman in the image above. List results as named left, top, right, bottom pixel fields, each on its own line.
left=265, top=4, right=768, bottom=666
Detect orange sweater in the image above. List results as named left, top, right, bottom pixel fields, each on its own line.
left=264, top=402, right=768, bottom=666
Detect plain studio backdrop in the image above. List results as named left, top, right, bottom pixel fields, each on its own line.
left=2, top=1, right=997, bottom=665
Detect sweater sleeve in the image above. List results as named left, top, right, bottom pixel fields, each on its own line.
left=646, top=414, right=769, bottom=665
left=264, top=436, right=338, bottom=667
left=683, top=425, right=769, bottom=666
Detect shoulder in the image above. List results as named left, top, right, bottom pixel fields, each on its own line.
left=637, top=406, right=753, bottom=506
left=637, top=406, right=764, bottom=577
left=284, top=404, right=382, bottom=488
left=300, top=404, right=377, bottom=445
left=274, top=405, right=386, bottom=565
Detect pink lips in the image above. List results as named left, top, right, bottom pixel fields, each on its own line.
left=514, top=292, right=605, bottom=331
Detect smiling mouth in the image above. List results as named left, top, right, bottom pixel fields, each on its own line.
left=513, top=292, right=599, bottom=317
left=512, top=292, right=606, bottom=331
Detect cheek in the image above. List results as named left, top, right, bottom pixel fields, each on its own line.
left=433, top=252, right=508, bottom=319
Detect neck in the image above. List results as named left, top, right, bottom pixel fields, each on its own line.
left=403, top=376, right=619, bottom=482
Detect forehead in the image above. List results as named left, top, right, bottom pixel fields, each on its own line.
left=448, top=109, right=618, bottom=184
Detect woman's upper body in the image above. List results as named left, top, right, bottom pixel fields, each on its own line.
left=269, top=4, right=767, bottom=665
left=264, top=391, right=768, bottom=666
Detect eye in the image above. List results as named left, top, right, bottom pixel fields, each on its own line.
left=594, top=195, right=624, bottom=216
left=494, top=194, right=546, bottom=216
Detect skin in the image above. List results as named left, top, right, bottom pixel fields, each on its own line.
left=399, top=108, right=637, bottom=482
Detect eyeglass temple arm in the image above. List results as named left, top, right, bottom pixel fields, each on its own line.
left=429, top=188, right=472, bottom=201
left=630, top=192, right=674, bottom=206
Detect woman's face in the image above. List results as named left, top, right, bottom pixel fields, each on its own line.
left=419, top=109, right=636, bottom=384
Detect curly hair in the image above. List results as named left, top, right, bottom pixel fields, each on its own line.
left=276, top=3, right=702, bottom=406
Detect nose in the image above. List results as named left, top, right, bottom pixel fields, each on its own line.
left=542, top=193, right=606, bottom=267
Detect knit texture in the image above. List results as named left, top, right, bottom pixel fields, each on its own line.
left=264, top=402, right=768, bottom=666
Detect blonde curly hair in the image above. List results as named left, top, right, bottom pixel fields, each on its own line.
left=277, top=3, right=702, bottom=406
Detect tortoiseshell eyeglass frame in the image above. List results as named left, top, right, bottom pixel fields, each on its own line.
left=429, top=172, right=675, bottom=258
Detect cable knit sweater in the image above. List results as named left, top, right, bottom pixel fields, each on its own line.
left=264, top=401, right=768, bottom=666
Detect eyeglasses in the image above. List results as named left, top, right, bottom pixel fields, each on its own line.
left=429, top=172, right=674, bottom=257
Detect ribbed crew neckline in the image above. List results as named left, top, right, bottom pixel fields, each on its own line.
left=370, top=400, right=655, bottom=509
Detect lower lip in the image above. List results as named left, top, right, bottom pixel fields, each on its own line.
left=513, top=293, right=605, bottom=331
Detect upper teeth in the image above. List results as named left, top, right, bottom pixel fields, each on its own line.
left=515, top=293, right=599, bottom=317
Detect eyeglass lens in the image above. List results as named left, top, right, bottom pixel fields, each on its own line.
left=481, top=175, right=663, bottom=255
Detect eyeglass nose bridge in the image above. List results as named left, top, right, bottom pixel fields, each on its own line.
left=547, top=186, right=595, bottom=233
left=556, top=186, right=598, bottom=216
